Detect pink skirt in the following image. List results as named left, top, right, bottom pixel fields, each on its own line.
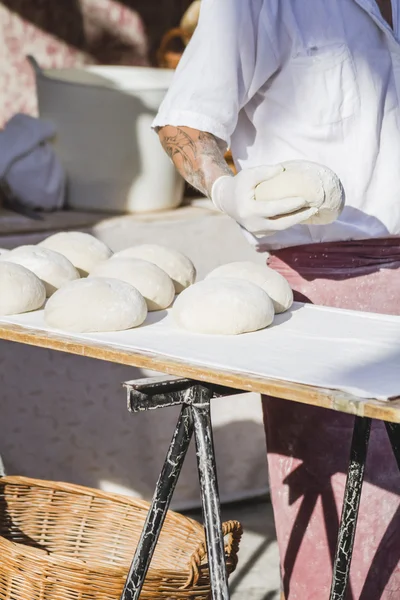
left=264, top=238, right=400, bottom=600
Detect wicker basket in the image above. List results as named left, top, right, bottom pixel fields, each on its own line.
left=0, top=476, right=242, bottom=600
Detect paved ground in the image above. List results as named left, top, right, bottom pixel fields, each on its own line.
left=185, top=496, right=281, bottom=600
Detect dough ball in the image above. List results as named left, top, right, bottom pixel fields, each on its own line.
left=173, top=278, right=274, bottom=335
left=0, top=246, right=79, bottom=297
left=0, top=262, right=46, bottom=316
left=0, top=248, right=9, bottom=256
left=39, top=231, right=113, bottom=276
left=90, top=257, right=175, bottom=311
left=45, top=277, right=147, bottom=333
left=255, top=160, right=345, bottom=225
left=207, top=261, right=293, bottom=313
left=113, top=244, right=196, bottom=293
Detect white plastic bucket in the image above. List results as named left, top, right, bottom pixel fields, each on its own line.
left=28, top=57, right=184, bottom=214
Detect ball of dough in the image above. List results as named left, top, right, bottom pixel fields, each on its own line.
left=0, top=262, right=46, bottom=316
left=44, top=278, right=148, bottom=333
left=173, top=278, right=274, bottom=335
left=0, top=246, right=79, bottom=297
left=89, top=257, right=175, bottom=311
left=255, top=160, right=345, bottom=225
left=113, top=244, right=196, bottom=294
left=39, top=232, right=113, bottom=276
left=206, top=261, right=293, bottom=313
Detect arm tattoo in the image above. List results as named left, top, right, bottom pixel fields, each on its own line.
left=160, top=126, right=233, bottom=197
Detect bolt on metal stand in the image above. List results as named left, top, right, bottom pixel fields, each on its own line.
left=120, top=376, right=241, bottom=600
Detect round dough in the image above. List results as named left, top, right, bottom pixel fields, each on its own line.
left=113, top=244, right=196, bottom=293
left=0, top=246, right=79, bottom=297
left=39, top=232, right=113, bottom=276
left=45, top=277, right=147, bottom=333
left=255, top=160, right=345, bottom=225
left=173, top=278, right=274, bottom=335
left=206, top=261, right=293, bottom=313
left=0, top=262, right=46, bottom=316
left=89, top=257, right=175, bottom=311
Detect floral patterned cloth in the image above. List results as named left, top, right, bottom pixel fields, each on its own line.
left=0, top=0, right=148, bottom=127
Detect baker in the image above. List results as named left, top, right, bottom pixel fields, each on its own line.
left=153, top=1, right=400, bottom=598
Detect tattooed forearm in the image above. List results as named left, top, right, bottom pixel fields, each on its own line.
left=158, top=126, right=233, bottom=197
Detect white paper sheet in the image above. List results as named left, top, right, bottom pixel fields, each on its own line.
left=1, top=302, right=400, bottom=401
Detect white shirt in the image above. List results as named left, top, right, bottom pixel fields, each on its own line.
left=153, top=0, right=400, bottom=250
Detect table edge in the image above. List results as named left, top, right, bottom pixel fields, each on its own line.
left=0, top=322, right=399, bottom=423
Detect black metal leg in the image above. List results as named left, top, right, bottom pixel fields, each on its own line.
left=120, top=403, right=194, bottom=600
left=385, top=422, right=400, bottom=472
left=192, top=386, right=230, bottom=600
left=329, top=417, right=372, bottom=600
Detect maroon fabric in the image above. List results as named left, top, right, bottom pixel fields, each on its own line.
left=263, top=238, right=400, bottom=600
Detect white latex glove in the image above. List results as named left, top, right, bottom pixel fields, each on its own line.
left=211, top=165, right=318, bottom=236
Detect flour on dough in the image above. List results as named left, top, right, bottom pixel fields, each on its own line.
left=113, top=244, right=196, bottom=294
left=90, top=257, right=175, bottom=311
left=0, top=262, right=46, bottom=316
left=207, top=261, right=293, bottom=313
left=44, top=277, right=147, bottom=333
left=0, top=245, right=79, bottom=296
left=173, top=278, right=274, bottom=335
left=39, top=231, right=113, bottom=276
left=255, top=160, right=345, bottom=225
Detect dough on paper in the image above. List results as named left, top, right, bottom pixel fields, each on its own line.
left=0, top=262, right=46, bottom=316
left=90, top=257, right=175, bottom=311
left=113, top=244, right=196, bottom=293
left=0, top=245, right=79, bottom=297
left=39, top=231, right=113, bottom=276
left=45, top=278, right=147, bottom=333
left=207, top=261, right=293, bottom=313
left=173, top=278, right=274, bottom=335
left=255, top=160, right=345, bottom=225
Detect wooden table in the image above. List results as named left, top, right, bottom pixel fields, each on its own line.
left=0, top=304, right=399, bottom=600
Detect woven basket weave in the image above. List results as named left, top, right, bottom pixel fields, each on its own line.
left=0, top=476, right=242, bottom=600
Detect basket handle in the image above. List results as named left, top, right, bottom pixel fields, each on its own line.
left=185, top=520, right=243, bottom=588
left=156, top=28, right=190, bottom=68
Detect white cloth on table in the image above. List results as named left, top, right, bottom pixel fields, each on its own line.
left=1, top=302, right=399, bottom=507
left=1, top=302, right=400, bottom=400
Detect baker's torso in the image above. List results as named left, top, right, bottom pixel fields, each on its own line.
left=235, top=0, right=400, bottom=249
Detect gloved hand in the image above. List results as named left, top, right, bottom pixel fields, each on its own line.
left=211, top=165, right=318, bottom=235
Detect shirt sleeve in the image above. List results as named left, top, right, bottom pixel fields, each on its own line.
left=152, top=0, right=279, bottom=148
